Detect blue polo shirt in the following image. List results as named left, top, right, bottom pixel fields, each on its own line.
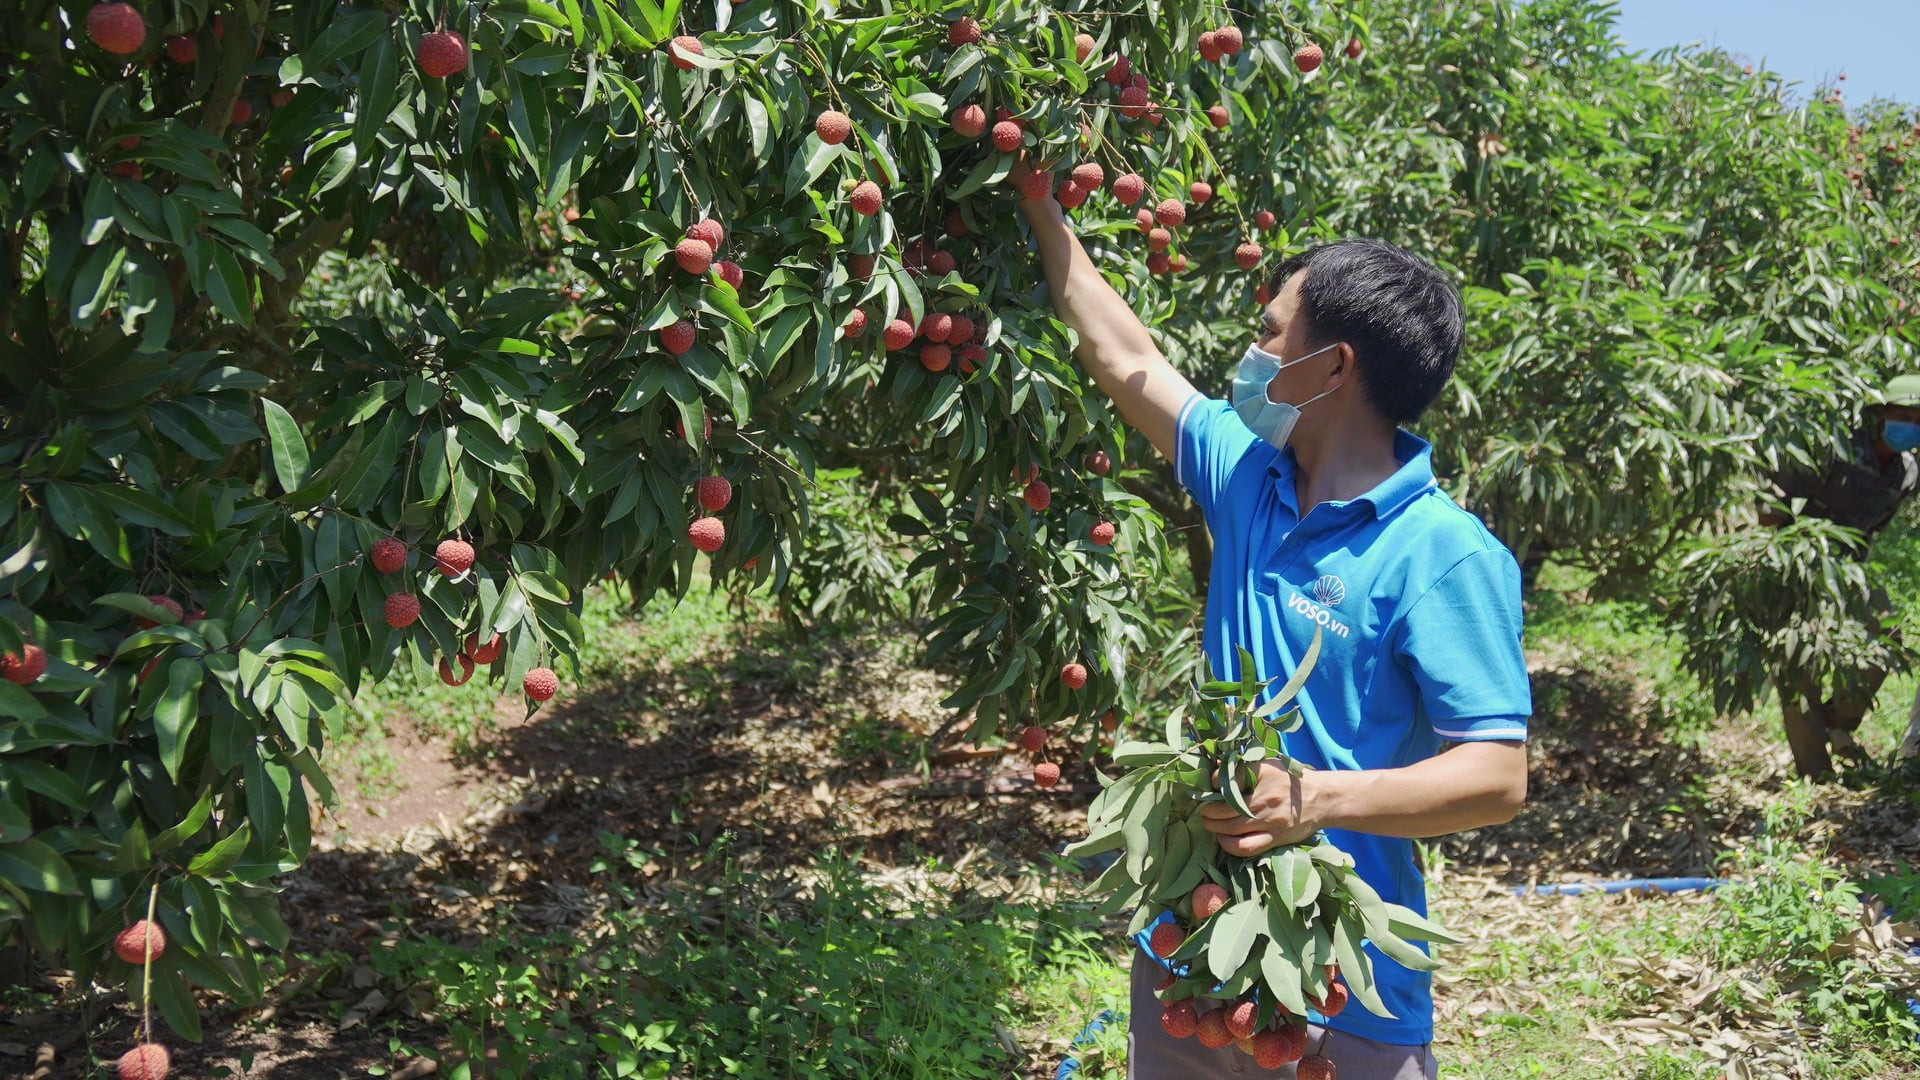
left=1171, top=393, right=1532, bottom=1046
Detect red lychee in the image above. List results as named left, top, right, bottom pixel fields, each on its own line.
left=1235, top=242, right=1263, bottom=269
left=466, top=632, right=503, bottom=664
left=1345, top=37, right=1364, bottom=59
left=1161, top=999, right=1198, bottom=1038
left=1191, top=881, right=1229, bottom=920
left=1225, top=999, right=1259, bottom=1039
left=844, top=308, right=869, bottom=337
left=1056, top=181, right=1090, bottom=210
left=1061, top=662, right=1088, bottom=689
left=113, top=920, right=167, bottom=964
left=696, top=475, right=732, bottom=512
left=1112, top=173, right=1146, bottom=205
left=1033, top=761, right=1061, bottom=787
left=958, top=343, right=986, bottom=373
left=1024, top=479, right=1051, bottom=510
left=1019, top=724, right=1047, bottom=752
left=660, top=319, right=696, bottom=356
left=947, top=16, right=982, bottom=46
left=1255, top=1027, right=1308, bottom=1069
left=1155, top=199, right=1185, bottom=226
left=1171, top=252, right=1188, bottom=272
left=1255, top=209, right=1276, bottom=230
left=1256, top=283, right=1272, bottom=305
left=1148, top=227, right=1171, bottom=252
left=920, top=343, right=951, bottom=372
left=1074, top=33, right=1097, bottom=62
left=164, top=34, right=195, bottom=63
left=1294, top=42, right=1324, bottom=72
left=418, top=30, right=468, bottom=78
left=1196, top=1009, right=1232, bottom=1048
left=438, top=654, right=476, bottom=686
left=383, top=592, right=421, bottom=629
left=1128, top=72, right=1149, bottom=92
left=848, top=254, right=875, bottom=281
left=1104, top=54, right=1130, bottom=85
left=1118, top=85, right=1149, bottom=119
left=87, top=2, right=145, bottom=54
left=927, top=249, right=957, bottom=276
left=523, top=666, right=558, bottom=702
left=675, top=237, right=714, bottom=275
left=434, top=538, right=475, bottom=577
left=370, top=537, right=408, bottom=574
left=815, top=110, right=852, bottom=144
left=850, top=180, right=883, bottom=215
left=921, top=312, right=954, bottom=342
left=1207, top=104, right=1229, bottom=129
left=1296, top=1054, right=1337, bottom=1080
left=271, top=88, right=292, bottom=107
left=687, top=218, right=724, bottom=252
left=230, top=99, right=253, bottom=125
left=1216, top=24, right=1244, bottom=53
left=1198, top=30, right=1222, bottom=62
left=688, top=516, right=725, bottom=553
left=1101, top=709, right=1118, bottom=731
left=1157, top=971, right=1178, bottom=991
left=1018, top=167, right=1053, bottom=202
left=992, top=120, right=1024, bottom=152
left=1071, top=162, right=1104, bottom=190
left=946, top=315, right=975, bottom=344
left=1147, top=252, right=1171, bottom=275
left=135, top=595, right=184, bottom=629
left=1090, top=521, right=1116, bottom=546
left=883, top=319, right=916, bottom=350
left=953, top=103, right=988, bottom=138
left=1085, top=449, right=1111, bottom=475
left=1, top=644, right=47, bottom=686
left=1190, top=181, right=1213, bottom=204
left=669, top=35, right=703, bottom=70
left=1310, top=981, right=1349, bottom=1018
left=116, top=1043, right=170, bottom=1080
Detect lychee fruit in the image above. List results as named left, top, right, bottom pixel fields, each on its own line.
left=850, top=180, right=883, bottom=215
left=1171, top=252, right=1188, bottom=272
left=847, top=253, right=875, bottom=281
left=87, top=2, right=145, bottom=54
left=1056, top=181, right=1090, bottom=210
left=1293, top=42, right=1324, bottom=72
left=1216, top=24, right=1244, bottom=53
left=687, top=218, right=724, bottom=251
left=1345, top=37, right=1364, bottom=59
left=230, top=99, right=253, bottom=125
left=947, top=315, right=974, bottom=344
left=1, top=644, right=47, bottom=686
left=1254, top=1027, right=1307, bottom=1069
left=1225, top=999, right=1259, bottom=1039
left=958, top=343, right=986, bottom=373
left=1255, top=209, right=1275, bottom=230
left=676, top=237, right=714, bottom=275
left=947, top=16, right=982, bottom=46
left=991, top=120, right=1024, bottom=152
left=844, top=308, right=869, bottom=337
left=113, top=920, right=167, bottom=964
left=434, top=538, right=475, bottom=577
left=688, top=516, right=726, bottom=553
left=1296, top=1054, right=1337, bottom=1080
left=716, top=261, right=744, bottom=290
left=1190, top=181, right=1213, bottom=204
left=1073, top=33, right=1097, bottom=63
left=1256, top=283, right=1272, bottom=305
left=660, top=319, right=696, bottom=356
left=383, top=592, right=421, bottom=629
left=1235, top=242, right=1263, bottom=270
left=370, top=537, right=408, bottom=574
left=669, top=35, right=704, bottom=70
left=1018, top=167, right=1052, bottom=202
left=1090, top=521, right=1115, bottom=546
left=1112, top=172, right=1145, bottom=205
left=1197, top=30, right=1222, bottom=62
left=164, top=34, right=195, bottom=63
left=953, top=104, right=988, bottom=138
left=1024, top=479, right=1051, bottom=510
left=1155, top=199, right=1185, bottom=226
left=920, top=343, right=951, bottom=372
left=1147, top=921, right=1185, bottom=958
left=927, top=249, right=957, bottom=276
left=438, top=654, right=476, bottom=686
left=135, top=595, right=184, bottom=629
left=921, top=312, right=954, bottom=342
left=1085, top=449, right=1111, bottom=475
left=816, top=110, right=852, bottom=144
left=1157, top=971, right=1178, bottom=992
left=1118, top=85, right=1149, bottom=119
left=1101, top=709, right=1118, bottom=731
left=1207, top=104, right=1229, bottom=129
left=696, top=475, right=732, bottom=512
left=418, top=30, right=469, bottom=78
left=116, top=1043, right=170, bottom=1080
left=1191, top=882, right=1229, bottom=920
left=883, top=319, right=916, bottom=350
left=1148, top=227, right=1171, bottom=252
left=1161, top=999, right=1198, bottom=1038
left=1128, top=72, right=1149, bottom=92
left=1061, top=662, right=1088, bottom=689
left=1033, top=761, right=1061, bottom=787
left=271, top=88, right=293, bottom=107
left=1196, top=1009, right=1233, bottom=1048
left=1019, top=724, right=1047, bottom=752
left=1104, top=54, right=1130, bottom=85
left=1309, top=981, right=1349, bottom=1018
left=1146, top=252, right=1171, bottom=275
left=1071, top=162, right=1104, bottom=190
left=466, top=632, right=504, bottom=664
left=523, top=666, right=558, bottom=702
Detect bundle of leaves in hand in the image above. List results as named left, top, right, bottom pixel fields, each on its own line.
left=1064, top=632, right=1462, bottom=1059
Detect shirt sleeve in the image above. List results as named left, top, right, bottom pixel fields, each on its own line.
left=1394, top=547, right=1532, bottom=741
left=1175, top=394, right=1260, bottom=522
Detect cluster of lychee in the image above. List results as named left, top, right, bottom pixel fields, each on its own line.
left=109, top=919, right=172, bottom=1079
left=687, top=473, right=732, bottom=555
left=1150, top=884, right=1349, bottom=1074
left=369, top=536, right=557, bottom=704
left=659, top=216, right=738, bottom=357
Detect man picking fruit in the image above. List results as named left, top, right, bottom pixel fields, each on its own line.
left=1020, top=194, right=1531, bottom=1078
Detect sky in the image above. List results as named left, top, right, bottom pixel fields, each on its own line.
left=1608, top=0, right=1920, bottom=107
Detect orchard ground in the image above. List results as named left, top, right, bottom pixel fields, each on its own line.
left=8, top=562, right=1920, bottom=1079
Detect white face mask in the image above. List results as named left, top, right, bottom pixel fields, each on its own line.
left=1229, top=340, right=1341, bottom=448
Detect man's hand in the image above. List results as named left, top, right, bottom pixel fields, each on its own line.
left=1199, top=761, right=1327, bottom=857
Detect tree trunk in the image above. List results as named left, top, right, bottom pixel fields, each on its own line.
left=1898, top=684, right=1920, bottom=760
left=1780, top=679, right=1834, bottom=779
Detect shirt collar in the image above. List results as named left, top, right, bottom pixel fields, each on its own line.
left=1268, top=429, right=1438, bottom=520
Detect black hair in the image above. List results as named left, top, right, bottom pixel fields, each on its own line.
left=1266, top=239, right=1463, bottom=425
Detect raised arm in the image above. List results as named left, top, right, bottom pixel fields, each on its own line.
left=1019, top=192, right=1199, bottom=464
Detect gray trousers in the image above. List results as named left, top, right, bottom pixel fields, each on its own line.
left=1127, top=951, right=1440, bottom=1079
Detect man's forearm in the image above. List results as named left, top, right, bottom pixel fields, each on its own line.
left=1307, top=741, right=1527, bottom=839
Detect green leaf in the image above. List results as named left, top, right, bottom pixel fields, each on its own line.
left=1331, top=912, right=1395, bottom=1019
left=0, top=838, right=80, bottom=894
left=202, top=242, right=252, bottom=328
left=186, top=822, right=253, bottom=877
left=1206, top=898, right=1262, bottom=982
left=154, top=660, right=203, bottom=782
left=260, top=400, right=309, bottom=492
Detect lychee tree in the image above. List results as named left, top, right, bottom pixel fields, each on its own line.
left=0, top=0, right=1370, bottom=1037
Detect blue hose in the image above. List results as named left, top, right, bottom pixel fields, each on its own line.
left=1509, top=876, right=1726, bottom=896
left=1055, top=1008, right=1117, bottom=1080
